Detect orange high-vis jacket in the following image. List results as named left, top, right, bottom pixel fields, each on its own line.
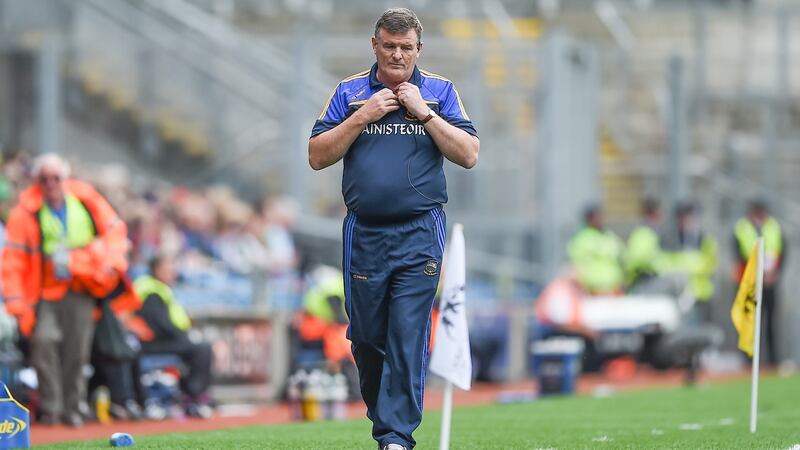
left=322, top=324, right=352, bottom=363
left=2, top=179, right=139, bottom=336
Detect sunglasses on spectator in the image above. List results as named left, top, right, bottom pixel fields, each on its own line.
left=38, top=174, right=62, bottom=184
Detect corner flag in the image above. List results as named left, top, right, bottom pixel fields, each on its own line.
left=430, top=223, right=472, bottom=391
left=430, top=223, right=470, bottom=450
left=730, top=242, right=758, bottom=357
left=730, top=238, right=765, bottom=434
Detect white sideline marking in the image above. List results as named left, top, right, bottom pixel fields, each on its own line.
left=718, top=418, right=735, bottom=426
left=592, top=385, right=615, bottom=398
left=651, top=429, right=664, bottom=435
left=678, top=423, right=703, bottom=431
left=784, top=445, right=800, bottom=450
left=591, top=436, right=610, bottom=442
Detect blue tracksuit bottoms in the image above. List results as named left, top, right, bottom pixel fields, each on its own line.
left=343, top=207, right=446, bottom=449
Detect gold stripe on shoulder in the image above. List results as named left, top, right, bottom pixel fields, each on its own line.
left=341, top=69, right=370, bottom=83
left=317, top=86, right=338, bottom=120
left=318, top=70, right=370, bottom=120
left=454, top=88, right=470, bottom=121
left=420, top=69, right=452, bottom=83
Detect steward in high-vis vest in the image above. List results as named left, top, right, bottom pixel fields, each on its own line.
left=294, top=266, right=361, bottom=401
left=568, top=205, right=625, bottom=295
left=662, top=202, right=717, bottom=321
left=134, top=275, right=191, bottom=335
left=1, top=154, right=137, bottom=427
left=625, top=198, right=668, bottom=288
left=133, top=255, right=213, bottom=418
left=297, top=268, right=350, bottom=364
left=732, top=200, right=786, bottom=366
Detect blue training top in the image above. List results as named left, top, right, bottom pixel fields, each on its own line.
left=311, top=63, right=478, bottom=223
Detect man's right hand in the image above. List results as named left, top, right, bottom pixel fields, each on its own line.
left=355, top=88, right=400, bottom=124
left=308, top=88, right=399, bottom=170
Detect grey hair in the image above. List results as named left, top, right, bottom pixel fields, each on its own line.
left=31, top=153, right=71, bottom=179
left=374, top=8, right=423, bottom=46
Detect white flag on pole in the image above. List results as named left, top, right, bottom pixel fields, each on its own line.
left=430, top=223, right=472, bottom=391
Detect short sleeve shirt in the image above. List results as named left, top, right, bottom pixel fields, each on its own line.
left=311, top=64, right=478, bottom=222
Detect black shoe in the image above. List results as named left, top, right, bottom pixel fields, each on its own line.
left=110, top=400, right=144, bottom=422
left=185, top=402, right=213, bottom=419
left=62, top=412, right=84, bottom=427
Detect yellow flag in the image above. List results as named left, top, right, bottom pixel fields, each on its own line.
left=731, top=244, right=758, bottom=356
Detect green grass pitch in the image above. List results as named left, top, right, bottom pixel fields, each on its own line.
left=43, top=375, right=800, bottom=449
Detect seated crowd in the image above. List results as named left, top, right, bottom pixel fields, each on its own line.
left=0, top=151, right=303, bottom=426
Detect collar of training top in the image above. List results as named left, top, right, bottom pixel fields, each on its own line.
left=369, top=63, right=423, bottom=91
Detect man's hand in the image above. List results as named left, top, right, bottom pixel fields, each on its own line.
left=355, top=88, right=400, bottom=124
left=395, top=82, right=428, bottom=120
left=308, top=88, right=399, bottom=170
left=397, top=81, right=480, bottom=169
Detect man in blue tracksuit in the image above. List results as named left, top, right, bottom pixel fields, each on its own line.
left=308, top=8, right=479, bottom=450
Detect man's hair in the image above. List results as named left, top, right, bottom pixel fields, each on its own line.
left=748, top=198, right=768, bottom=215
left=640, top=197, right=660, bottom=216
left=374, top=8, right=423, bottom=45
left=583, top=203, right=601, bottom=222
left=149, top=254, right=166, bottom=276
left=31, top=153, right=71, bottom=180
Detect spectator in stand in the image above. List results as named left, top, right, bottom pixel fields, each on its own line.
left=125, top=190, right=164, bottom=274
left=2, top=153, right=136, bottom=426
left=1, top=151, right=33, bottom=193
left=262, top=196, right=300, bottom=270
left=261, top=196, right=301, bottom=309
left=567, top=205, right=625, bottom=295
left=134, top=254, right=213, bottom=418
left=176, top=190, right=217, bottom=259
left=214, top=197, right=268, bottom=276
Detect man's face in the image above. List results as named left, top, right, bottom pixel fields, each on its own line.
left=38, top=164, right=65, bottom=206
left=750, top=208, right=767, bottom=225
left=372, top=28, right=422, bottom=85
left=588, top=211, right=604, bottom=229
left=155, top=259, right=177, bottom=285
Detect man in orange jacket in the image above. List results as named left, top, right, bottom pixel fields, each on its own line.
left=2, top=153, right=135, bottom=427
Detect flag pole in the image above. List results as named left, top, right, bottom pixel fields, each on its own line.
left=439, top=381, right=454, bottom=450
left=750, top=237, right=765, bottom=434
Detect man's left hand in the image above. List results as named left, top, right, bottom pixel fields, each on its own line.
left=395, top=82, right=429, bottom=121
